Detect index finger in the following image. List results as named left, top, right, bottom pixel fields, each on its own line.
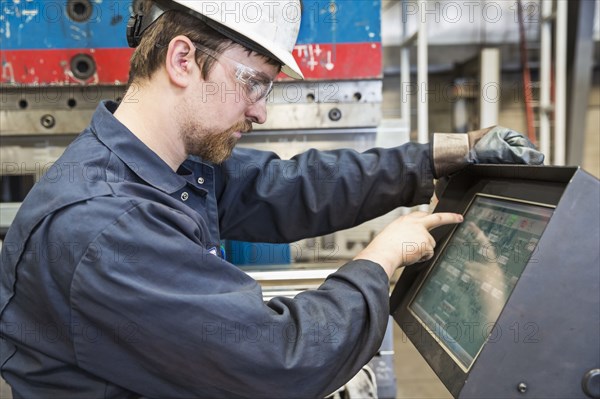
left=421, top=212, right=463, bottom=230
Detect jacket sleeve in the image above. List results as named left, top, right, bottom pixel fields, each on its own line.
left=215, top=144, right=435, bottom=243
left=70, top=201, right=390, bottom=398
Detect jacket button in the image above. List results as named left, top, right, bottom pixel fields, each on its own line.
left=197, top=177, right=205, bottom=185
left=181, top=192, right=189, bottom=201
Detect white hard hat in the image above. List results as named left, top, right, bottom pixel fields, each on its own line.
left=127, top=0, right=304, bottom=80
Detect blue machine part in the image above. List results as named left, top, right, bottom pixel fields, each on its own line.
left=0, top=0, right=381, bottom=49
left=225, top=241, right=291, bottom=266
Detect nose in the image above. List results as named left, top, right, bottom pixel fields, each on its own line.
left=245, top=98, right=267, bottom=124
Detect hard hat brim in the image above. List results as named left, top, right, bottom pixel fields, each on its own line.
left=275, top=50, right=304, bottom=80
left=203, top=14, right=304, bottom=80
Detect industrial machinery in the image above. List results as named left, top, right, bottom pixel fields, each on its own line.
left=391, top=165, right=600, bottom=398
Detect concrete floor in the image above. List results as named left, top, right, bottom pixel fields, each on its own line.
left=0, top=378, right=9, bottom=399
left=393, top=323, right=452, bottom=398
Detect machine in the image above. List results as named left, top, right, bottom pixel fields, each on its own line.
left=391, top=165, right=600, bottom=398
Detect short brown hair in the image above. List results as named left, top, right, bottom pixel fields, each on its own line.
left=128, top=8, right=234, bottom=86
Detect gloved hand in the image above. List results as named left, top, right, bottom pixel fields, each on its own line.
left=432, top=126, right=545, bottom=178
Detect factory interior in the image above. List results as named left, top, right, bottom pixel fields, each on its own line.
left=1, top=0, right=599, bottom=398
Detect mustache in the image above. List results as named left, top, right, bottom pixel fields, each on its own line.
left=230, top=120, right=253, bottom=134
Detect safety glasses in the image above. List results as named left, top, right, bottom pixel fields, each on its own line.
left=193, top=43, right=274, bottom=104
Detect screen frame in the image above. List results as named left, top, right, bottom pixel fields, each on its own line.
left=390, top=165, right=576, bottom=397
left=406, top=193, right=555, bottom=373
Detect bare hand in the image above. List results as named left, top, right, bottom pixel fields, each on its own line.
left=354, top=211, right=463, bottom=278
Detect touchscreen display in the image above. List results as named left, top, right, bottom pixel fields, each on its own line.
left=408, top=195, right=553, bottom=371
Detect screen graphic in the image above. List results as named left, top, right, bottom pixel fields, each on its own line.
left=409, top=195, right=553, bottom=370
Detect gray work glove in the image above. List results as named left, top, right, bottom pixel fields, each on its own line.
left=432, top=126, right=545, bottom=178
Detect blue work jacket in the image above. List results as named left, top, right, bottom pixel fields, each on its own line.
left=0, top=101, right=434, bottom=398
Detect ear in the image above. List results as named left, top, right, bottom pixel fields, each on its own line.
left=165, top=35, right=197, bottom=88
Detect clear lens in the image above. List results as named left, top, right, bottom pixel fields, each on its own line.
left=193, top=43, right=274, bottom=104
left=233, top=64, right=273, bottom=103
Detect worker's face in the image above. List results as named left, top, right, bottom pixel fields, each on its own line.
left=180, top=46, right=279, bottom=164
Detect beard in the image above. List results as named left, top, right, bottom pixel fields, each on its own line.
left=181, top=119, right=253, bottom=164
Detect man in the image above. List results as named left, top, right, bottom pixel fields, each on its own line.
left=0, top=1, right=543, bottom=397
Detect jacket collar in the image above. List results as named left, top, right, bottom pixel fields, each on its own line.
left=90, top=100, right=188, bottom=194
